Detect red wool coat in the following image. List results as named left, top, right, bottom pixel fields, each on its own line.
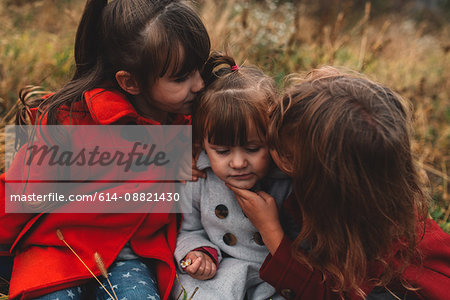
left=0, top=88, right=190, bottom=299
left=260, top=195, right=450, bottom=300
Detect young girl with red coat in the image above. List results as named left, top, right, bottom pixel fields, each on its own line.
left=0, top=0, right=210, bottom=299
left=229, top=67, right=450, bottom=299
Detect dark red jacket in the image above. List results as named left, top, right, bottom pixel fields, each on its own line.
left=0, top=88, right=190, bottom=299
left=260, top=196, right=450, bottom=299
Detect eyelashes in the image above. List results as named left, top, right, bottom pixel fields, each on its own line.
left=214, top=147, right=262, bottom=156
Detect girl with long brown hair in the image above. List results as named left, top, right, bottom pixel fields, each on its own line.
left=228, top=66, right=450, bottom=299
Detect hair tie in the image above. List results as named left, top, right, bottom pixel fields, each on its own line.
left=231, top=65, right=239, bottom=71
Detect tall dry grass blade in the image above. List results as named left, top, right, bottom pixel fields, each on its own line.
left=94, top=252, right=118, bottom=300
left=357, top=2, right=371, bottom=70
left=441, top=161, right=449, bottom=223
left=94, top=252, right=108, bottom=278
left=420, top=163, right=449, bottom=181
left=175, top=273, right=188, bottom=300
left=371, top=20, right=391, bottom=52
left=56, top=229, right=115, bottom=300
left=200, top=0, right=237, bottom=50
left=176, top=289, right=183, bottom=300
left=188, top=287, right=199, bottom=300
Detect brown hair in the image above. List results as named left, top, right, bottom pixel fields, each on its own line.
left=18, top=0, right=210, bottom=125
left=194, top=52, right=276, bottom=148
left=269, top=66, right=428, bottom=297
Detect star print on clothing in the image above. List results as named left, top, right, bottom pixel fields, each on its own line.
left=116, top=262, right=126, bottom=266
left=132, top=267, right=142, bottom=272
left=120, top=298, right=128, bottom=300
left=112, top=284, right=118, bottom=290
left=122, top=272, right=131, bottom=278
left=77, top=287, right=82, bottom=293
left=139, top=280, right=148, bottom=285
left=67, top=290, right=75, bottom=299
left=147, top=295, right=157, bottom=300
left=132, top=286, right=137, bottom=289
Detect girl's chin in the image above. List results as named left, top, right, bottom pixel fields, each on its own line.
left=225, top=180, right=256, bottom=190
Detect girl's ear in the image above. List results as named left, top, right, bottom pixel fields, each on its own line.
left=115, top=70, right=140, bottom=95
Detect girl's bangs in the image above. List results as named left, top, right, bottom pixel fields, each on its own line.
left=204, top=99, right=267, bottom=147
left=158, top=22, right=210, bottom=78
left=206, top=115, right=248, bottom=147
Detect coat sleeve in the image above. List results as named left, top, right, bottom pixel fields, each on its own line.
left=259, top=235, right=365, bottom=300
left=174, top=181, right=222, bottom=271
left=400, top=219, right=450, bottom=299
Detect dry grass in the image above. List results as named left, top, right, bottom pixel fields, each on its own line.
left=0, top=0, right=448, bottom=236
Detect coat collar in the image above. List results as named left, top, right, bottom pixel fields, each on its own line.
left=84, top=88, right=159, bottom=125
left=196, top=151, right=211, bottom=170
left=84, top=88, right=191, bottom=125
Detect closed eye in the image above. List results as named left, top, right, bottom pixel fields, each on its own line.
left=215, top=149, right=229, bottom=155
left=173, top=74, right=189, bottom=83
left=246, top=147, right=261, bottom=153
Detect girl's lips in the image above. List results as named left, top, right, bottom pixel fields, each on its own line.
left=230, top=173, right=254, bottom=180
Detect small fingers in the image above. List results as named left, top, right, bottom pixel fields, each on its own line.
left=198, top=259, right=210, bottom=276
left=226, top=183, right=257, bottom=200
left=192, top=168, right=206, bottom=179
left=185, top=254, right=217, bottom=280
left=185, top=256, right=201, bottom=274
left=235, top=193, right=249, bottom=210
left=196, top=260, right=216, bottom=280
left=207, top=261, right=217, bottom=278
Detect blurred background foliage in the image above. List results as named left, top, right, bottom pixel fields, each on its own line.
left=0, top=0, right=449, bottom=232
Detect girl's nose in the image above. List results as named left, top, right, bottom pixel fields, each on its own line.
left=191, top=71, right=204, bottom=93
left=229, top=153, right=248, bottom=169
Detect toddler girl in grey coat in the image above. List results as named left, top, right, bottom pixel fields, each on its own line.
left=172, top=53, right=292, bottom=300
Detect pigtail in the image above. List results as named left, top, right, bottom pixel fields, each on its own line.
left=202, top=52, right=238, bottom=87
left=73, top=0, right=107, bottom=79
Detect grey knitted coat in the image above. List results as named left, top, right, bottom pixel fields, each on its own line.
left=172, top=152, right=292, bottom=300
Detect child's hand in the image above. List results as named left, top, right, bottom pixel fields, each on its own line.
left=226, top=184, right=284, bottom=254
left=179, top=152, right=206, bottom=183
left=183, top=251, right=216, bottom=280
